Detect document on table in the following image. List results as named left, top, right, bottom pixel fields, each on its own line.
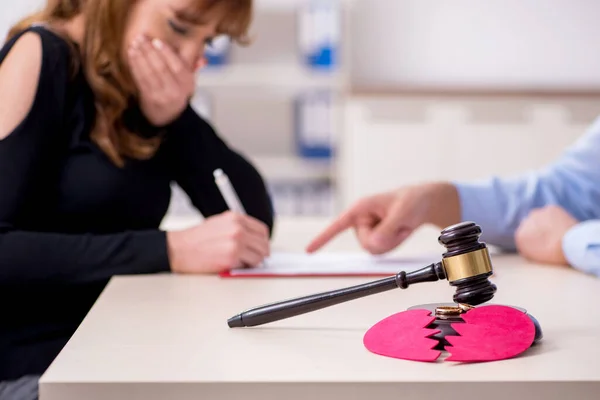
left=219, top=252, right=437, bottom=278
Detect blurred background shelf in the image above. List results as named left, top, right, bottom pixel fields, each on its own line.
left=197, top=64, right=348, bottom=91
left=250, top=155, right=334, bottom=182
left=183, top=0, right=351, bottom=218
left=173, top=0, right=600, bottom=220
left=4, top=0, right=600, bottom=223
left=165, top=153, right=336, bottom=220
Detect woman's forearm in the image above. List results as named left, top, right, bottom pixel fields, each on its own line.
left=0, top=229, right=171, bottom=285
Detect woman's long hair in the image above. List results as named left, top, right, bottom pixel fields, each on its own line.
left=7, top=0, right=252, bottom=167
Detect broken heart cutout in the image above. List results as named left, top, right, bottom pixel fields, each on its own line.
left=363, top=305, right=536, bottom=363
left=363, top=309, right=441, bottom=362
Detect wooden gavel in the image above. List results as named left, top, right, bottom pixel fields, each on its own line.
left=228, top=221, right=497, bottom=328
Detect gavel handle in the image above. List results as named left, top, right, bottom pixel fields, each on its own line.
left=227, top=262, right=446, bottom=328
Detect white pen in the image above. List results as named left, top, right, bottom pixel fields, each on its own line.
left=214, top=168, right=246, bottom=214
left=214, top=169, right=266, bottom=268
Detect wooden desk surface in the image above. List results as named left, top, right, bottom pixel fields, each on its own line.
left=39, top=217, right=600, bottom=400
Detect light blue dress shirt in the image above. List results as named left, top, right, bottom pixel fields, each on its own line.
left=454, top=116, right=600, bottom=277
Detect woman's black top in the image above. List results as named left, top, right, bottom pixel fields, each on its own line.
left=0, top=26, right=273, bottom=380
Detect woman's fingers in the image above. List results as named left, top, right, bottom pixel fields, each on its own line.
left=128, top=38, right=159, bottom=93
left=128, top=34, right=197, bottom=97
left=239, top=237, right=268, bottom=267
left=234, top=224, right=270, bottom=268
left=240, top=247, right=266, bottom=267
left=137, top=37, right=175, bottom=90
left=245, top=229, right=270, bottom=258
left=239, top=214, right=270, bottom=239
left=154, top=39, right=192, bottom=84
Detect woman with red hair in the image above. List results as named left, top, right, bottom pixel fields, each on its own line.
left=0, top=0, right=272, bottom=396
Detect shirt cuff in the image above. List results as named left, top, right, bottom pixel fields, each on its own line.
left=562, top=220, right=600, bottom=277
left=453, top=180, right=517, bottom=250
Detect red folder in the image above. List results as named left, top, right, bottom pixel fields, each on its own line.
left=218, top=270, right=395, bottom=278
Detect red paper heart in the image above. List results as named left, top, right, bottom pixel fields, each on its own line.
left=445, top=305, right=536, bottom=362
left=363, top=309, right=441, bottom=362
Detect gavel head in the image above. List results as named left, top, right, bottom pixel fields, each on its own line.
left=438, top=221, right=497, bottom=305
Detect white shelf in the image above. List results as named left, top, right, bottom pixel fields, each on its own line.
left=164, top=156, right=336, bottom=222
left=186, top=0, right=351, bottom=217
left=249, top=155, right=333, bottom=182
left=196, top=64, right=347, bottom=91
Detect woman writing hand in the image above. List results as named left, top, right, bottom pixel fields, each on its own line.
left=168, top=211, right=271, bottom=274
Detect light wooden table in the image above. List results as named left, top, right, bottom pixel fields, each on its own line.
left=39, top=217, right=600, bottom=400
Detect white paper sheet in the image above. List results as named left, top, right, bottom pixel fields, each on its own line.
left=225, top=252, right=437, bottom=276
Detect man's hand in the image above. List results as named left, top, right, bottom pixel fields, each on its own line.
left=306, top=191, right=419, bottom=255
left=306, top=183, right=460, bottom=255
left=515, top=205, right=579, bottom=265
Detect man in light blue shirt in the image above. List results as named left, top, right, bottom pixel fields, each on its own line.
left=455, top=116, right=600, bottom=276
left=307, top=117, right=600, bottom=277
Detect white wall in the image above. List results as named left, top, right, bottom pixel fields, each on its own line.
left=350, top=0, right=600, bottom=90
left=337, top=95, right=600, bottom=207
left=7, top=0, right=600, bottom=90
left=0, top=0, right=44, bottom=42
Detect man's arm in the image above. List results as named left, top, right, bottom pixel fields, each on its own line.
left=563, top=220, right=600, bottom=276
left=453, top=117, right=600, bottom=250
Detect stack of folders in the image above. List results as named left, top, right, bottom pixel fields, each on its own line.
left=294, top=90, right=335, bottom=159
left=268, top=178, right=335, bottom=217
left=297, top=0, right=341, bottom=70
left=271, top=88, right=336, bottom=217
left=203, top=35, right=231, bottom=67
